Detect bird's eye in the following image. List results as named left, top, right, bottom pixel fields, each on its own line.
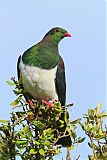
left=55, top=29, right=59, bottom=32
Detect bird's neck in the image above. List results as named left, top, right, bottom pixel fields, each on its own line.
left=22, top=36, right=60, bottom=70
left=42, top=35, right=59, bottom=49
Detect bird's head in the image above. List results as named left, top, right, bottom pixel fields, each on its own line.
left=43, top=27, right=72, bottom=45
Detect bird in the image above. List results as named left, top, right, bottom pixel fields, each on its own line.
left=17, top=27, right=71, bottom=106
left=17, top=27, right=72, bottom=147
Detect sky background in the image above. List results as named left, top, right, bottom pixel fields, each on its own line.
left=0, top=1, right=106, bottom=159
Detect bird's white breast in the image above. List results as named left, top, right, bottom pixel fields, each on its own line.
left=19, top=60, right=58, bottom=101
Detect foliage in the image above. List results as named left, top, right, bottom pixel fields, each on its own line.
left=0, top=78, right=82, bottom=160
left=80, top=103, right=107, bottom=160
left=0, top=78, right=106, bottom=160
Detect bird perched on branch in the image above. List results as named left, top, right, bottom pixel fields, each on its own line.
left=17, top=27, right=71, bottom=106
left=17, top=27, right=72, bottom=147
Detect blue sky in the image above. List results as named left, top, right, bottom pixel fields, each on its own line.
left=0, top=1, right=105, bottom=159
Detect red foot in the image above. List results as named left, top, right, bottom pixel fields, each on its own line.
left=28, top=99, right=36, bottom=108
left=42, top=100, right=52, bottom=109
left=28, top=100, right=33, bottom=108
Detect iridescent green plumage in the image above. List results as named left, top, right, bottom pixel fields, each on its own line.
left=22, top=27, right=68, bottom=69
left=22, top=41, right=59, bottom=69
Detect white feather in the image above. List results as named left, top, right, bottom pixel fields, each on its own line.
left=19, top=60, right=58, bottom=101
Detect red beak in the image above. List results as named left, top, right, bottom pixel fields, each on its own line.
left=64, top=33, right=72, bottom=37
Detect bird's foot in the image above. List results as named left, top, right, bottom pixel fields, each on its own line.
left=28, top=99, right=37, bottom=109
left=41, top=100, right=52, bottom=109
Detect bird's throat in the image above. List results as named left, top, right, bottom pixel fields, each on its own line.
left=22, top=42, right=59, bottom=70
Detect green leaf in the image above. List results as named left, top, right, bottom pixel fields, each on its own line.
left=71, top=118, right=81, bottom=124
left=83, top=114, right=88, bottom=117
left=43, top=128, right=54, bottom=135
left=18, top=130, right=25, bottom=138
left=44, top=141, right=50, bottom=147
left=39, top=148, right=45, bottom=156
left=0, top=120, right=9, bottom=123
left=10, top=96, right=22, bottom=107
left=34, top=141, right=40, bottom=145
left=6, top=81, right=15, bottom=86
left=59, top=120, right=64, bottom=124
left=76, top=137, right=86, bottom=143
left=98, top=129, right=105, bottom=137
left=29, top=149, right=37, bottom=155
left=22, top=126, right=29, bottom=133
left=68, top=144, right=74, bottom=151
left=88, top=142, right=93, bottom=148
left=13, top=89, right=23, bottom=95
left=55, top=147, right=60, bottom=154
left=33, top=121, right=45, bottom=130
left=71, top=130, right=76, bottom=140
left=45, top=128, right=53, bottom=133
left=16, top=140, right=28, bottom=145
left=79, top=122, right=85, bottom=130
left=89, top=115, right=94, bottom=120
left=66, top=126, right=71, bottom=135
left=100, top=111, right=107, bottom=118
left=88, top=155, right=94, bottom=160
left=64, top=112, right=68, bottom=123
left=86, top=123, right=93, bottom=131
left=47, top=134, right=54, bottom=140
left=94, top=103, right=101, bottom=115
left=96, top=123, right=101, bottom=132
left=88, top=109, right=94, bottom=116
left=88, top=142, right=98, bottom=150
left=60, top=124, right=64, bottom=128
left=71, top=124, right=76, bottom=129
left=1, top=124, right=10, bottom=130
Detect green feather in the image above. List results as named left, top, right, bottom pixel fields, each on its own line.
left=22, top=43, right=59, bottom=69
left=22, top=27, right=68, bottom=69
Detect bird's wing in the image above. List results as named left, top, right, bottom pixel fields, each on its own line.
left=55, top=56, right=66, bottom=106
left=17, top=55, right=33, bottom=100
left=17, top=55, right=21, bottom=80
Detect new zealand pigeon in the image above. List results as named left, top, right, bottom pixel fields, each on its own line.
left=17, top=27, right=72, bottom=147
left=17, top=27, right=71, bottom=106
